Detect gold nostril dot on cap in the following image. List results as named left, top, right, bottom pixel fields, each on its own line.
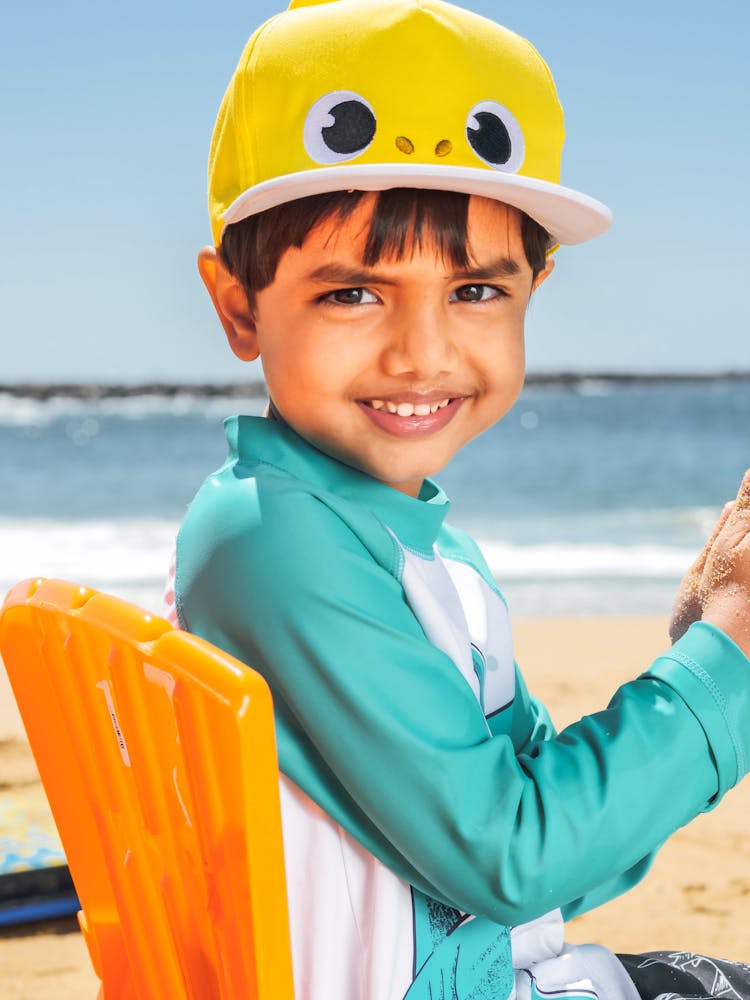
left=435, top=139, right=452, bottom=157
left=395, top=136, right=415, bottom=155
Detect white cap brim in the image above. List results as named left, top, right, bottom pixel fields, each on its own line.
left=222, top=163, right=611, bottom=245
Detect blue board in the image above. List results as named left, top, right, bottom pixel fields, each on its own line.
left=0, top=783, right=79, bottom=927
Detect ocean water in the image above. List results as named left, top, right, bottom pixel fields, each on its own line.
left=1, top=380, right=748, bottom=616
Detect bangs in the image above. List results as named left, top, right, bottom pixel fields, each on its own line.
left=220, top=188, right=550, bottom=308
left=358, top=189, right=471, bottom=269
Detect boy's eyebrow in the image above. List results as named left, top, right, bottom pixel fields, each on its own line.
left=452, top=256, right=522, bottom=280
left=307, top=256, right=522, bottom=285
left=308, top=263, right=398, bottom=286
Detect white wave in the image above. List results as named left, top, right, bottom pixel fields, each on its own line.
left=458, top=505, right=722, bottom=551
left=0, top=518, right=179, bottom=613
left=0, top=391, right=266, bottom=427
left=476, top=539, right=694, bottom=580
left=1, top=517, right=694, bottom=589
left=574, top=378, right=614, bottom=397
left=0, top=518, right=695, bottom=619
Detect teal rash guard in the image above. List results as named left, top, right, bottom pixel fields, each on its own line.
left=175, top=414, right=750, bottom=1000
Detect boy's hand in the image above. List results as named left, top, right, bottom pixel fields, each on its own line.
left=669, top=500, right=734, bottom=643
left=670, top=469, right=750, bottom=657
left=701, top=469, right=750, bottom=656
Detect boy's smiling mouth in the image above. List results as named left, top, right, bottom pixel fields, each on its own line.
left=357, top=393, right=465, bottom=436
left=366, top=397, right=451, bottom=415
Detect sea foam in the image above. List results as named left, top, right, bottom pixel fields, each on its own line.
left=0, top=516, right=694, bottom=619
left=0, top=391, right=265, bottom=428
left=476, top=539, right=694, bottom=580
left=0, top=518, right=178, bottom=614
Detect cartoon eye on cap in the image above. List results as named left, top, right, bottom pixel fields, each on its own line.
left=304, top=90, right=377, bottom=164
left=466, top=100, right=524, bottom=172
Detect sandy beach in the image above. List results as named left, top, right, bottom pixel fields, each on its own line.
left=2, top=615, right=749, bottom=997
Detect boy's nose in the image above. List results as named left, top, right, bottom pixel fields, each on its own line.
left=382, top=308, right=458, bottom=379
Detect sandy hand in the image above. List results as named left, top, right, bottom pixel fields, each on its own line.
left=669, top=501, right=734, bottom=643
left=692, top=469, right=750, bottom=658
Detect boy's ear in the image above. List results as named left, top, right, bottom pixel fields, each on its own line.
left=197, top=247, right=259, bottom=361
left=531, top=255, right=555, bottom=294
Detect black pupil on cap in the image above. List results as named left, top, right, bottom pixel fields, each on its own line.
left=322, top=101, right=376, bottom=155
left=466, top=112, right=512, bottom=165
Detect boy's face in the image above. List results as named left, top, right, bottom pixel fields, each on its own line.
left=202, top=194, right=552, bottom=497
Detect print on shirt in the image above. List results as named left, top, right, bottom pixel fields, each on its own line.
left=405, top=888, right=514, bottom=999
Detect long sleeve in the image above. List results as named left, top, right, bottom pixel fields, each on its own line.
left=177, top=461, right=750, bottom=928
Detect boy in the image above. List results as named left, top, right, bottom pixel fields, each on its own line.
left=172, top=1, right=750, bottom=997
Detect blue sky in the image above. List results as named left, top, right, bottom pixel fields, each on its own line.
left=2, top=0, right=748, bottom=382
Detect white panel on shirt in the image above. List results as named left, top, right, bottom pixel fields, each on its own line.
left=399, top=544, right=516, bottom=716
left=273, top=543, right=638, bottom=1000
left=399, top=544, right=481, bottom=699
left=279, top=774, right=414, bottom=1000
left=442, top=555, right=516, bottom=716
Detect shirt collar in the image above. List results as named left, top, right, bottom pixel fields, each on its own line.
left=225, top=414, right=450, bottom=551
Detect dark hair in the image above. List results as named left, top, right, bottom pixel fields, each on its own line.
left=220, top=188, right=552, bottom=311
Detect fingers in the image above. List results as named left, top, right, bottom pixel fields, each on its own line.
left=668, top=489, right=742, bottom=645
left=698, top=470, right=750, bottom=611
left=692, top=500, right=735, bottom=577
left=735, top=468, right=750, bottom=513
left=707, top=470, right=750, bottom=555
left=724, top=468, right=750, bottom=529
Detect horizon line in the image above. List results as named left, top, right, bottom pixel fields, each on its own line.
left=1, top=370, right=749, bottom=401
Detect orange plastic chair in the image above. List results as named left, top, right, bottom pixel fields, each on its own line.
left=0, top=577, right=295, bottom=1000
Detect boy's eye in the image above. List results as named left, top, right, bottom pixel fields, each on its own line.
left=450, top=284, right=503, bottom=303
left=304, top=91, right=377, bottom=164
left=325, top=287, right=378, bottom=305
left=465, top=100, right=524, bottom=172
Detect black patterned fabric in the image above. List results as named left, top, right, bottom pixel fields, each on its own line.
left=619, top=951, right=750, bottom=999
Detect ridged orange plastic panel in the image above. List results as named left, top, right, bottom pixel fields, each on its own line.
left=0, top=578, right=295, bottom=1000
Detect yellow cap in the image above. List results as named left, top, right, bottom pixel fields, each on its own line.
left=208, top=0, right=611, bottom=246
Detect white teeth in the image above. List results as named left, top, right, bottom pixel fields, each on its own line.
left=367, top=397, right=453, bottom=415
